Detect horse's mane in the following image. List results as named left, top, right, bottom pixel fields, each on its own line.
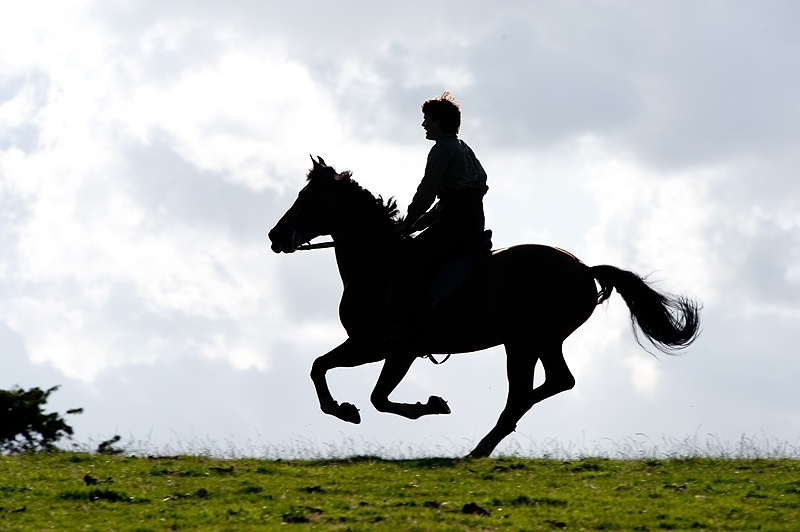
left=307, top=166, right=400, bottom=225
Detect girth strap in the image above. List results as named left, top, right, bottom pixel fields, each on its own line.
left=425, top=353, right=451, bottom=365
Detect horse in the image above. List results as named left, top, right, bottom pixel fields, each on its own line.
left=268, top=156, right=701, bottom=458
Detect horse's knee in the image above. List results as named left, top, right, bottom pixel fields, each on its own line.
left=541, top=371, right=575, bottom=395
left=562, top=373, right=576, bottom=391
left=310, top=357, right=327, bottom=380
left=542, top=352, right=575, bottom=392
left=551, top=369, right=576, bottom=393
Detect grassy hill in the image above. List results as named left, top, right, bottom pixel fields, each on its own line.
left=1, top=452, right=798, bottom=530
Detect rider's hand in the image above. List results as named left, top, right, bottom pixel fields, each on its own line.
left=393, top=222, right=412, bottom=236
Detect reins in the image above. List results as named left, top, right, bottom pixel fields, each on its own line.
left=296, top=241, right=336, bottom=250
left=296, top=233, right=401, bottom=251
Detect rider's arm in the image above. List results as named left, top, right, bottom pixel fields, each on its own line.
left=406, top=143, right=449, bottom=226
left=410, top=201, right=440, bottom=232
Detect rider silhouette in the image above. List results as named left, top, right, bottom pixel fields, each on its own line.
left=392, top=91, right=489, bottom=325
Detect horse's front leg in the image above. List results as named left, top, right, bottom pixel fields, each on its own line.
left=310, top=338, right=384, bottom=424
left=370, top=355, right=451, bottom=419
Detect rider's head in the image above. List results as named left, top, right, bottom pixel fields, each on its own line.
left=421, top=91, right=461, bottom=135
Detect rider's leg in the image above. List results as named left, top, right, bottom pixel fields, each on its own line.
left=394, top=199, right=485, bottom=318
left=393, top=233, right=438, bottom=315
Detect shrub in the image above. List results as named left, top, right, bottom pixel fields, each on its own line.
left=0, top=385, right=82, bottom=453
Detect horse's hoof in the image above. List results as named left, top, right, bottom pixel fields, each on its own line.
left=427, top=396, right=451, bottom=415
left=339, top=402, right=361, bottom=424
left=467, top=436, right=497, bottom=458
left=466, top=447, right=491, bottom=459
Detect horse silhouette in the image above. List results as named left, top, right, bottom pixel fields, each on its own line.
left=269, top=156, right=701, bottom=458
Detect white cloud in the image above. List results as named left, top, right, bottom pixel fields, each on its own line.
left=623, top=354, right=660, bottom=400
left=579, top=140, right=721, bottom=301
left=125, top=37, right=344, bottom=192
left=0, top=5, right=347, bottom=381
left=2, top=1, right=799, bottom=452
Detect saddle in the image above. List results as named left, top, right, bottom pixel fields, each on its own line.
left=388, top=230, right=493, bottom=312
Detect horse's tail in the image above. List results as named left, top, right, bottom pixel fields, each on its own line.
left=590, top=265, right=701, bottom=355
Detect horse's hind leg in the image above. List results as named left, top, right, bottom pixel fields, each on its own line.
left=468, top=342, right=574, bottom=458
left=370, top=356, right=451, bottom=419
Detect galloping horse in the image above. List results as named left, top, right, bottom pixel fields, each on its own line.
left=269, top=156, right=700, bottom=458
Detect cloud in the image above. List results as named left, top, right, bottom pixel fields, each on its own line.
left=0, top=3, right=354, bottom=381
left=2, top=1, right=799, bottom=452
left=124, top=35, right=345, bottom=192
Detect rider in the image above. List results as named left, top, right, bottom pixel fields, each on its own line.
left=392, top=91, right=489, bottom=323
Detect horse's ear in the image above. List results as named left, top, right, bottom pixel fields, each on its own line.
left=317, top=156, right=326, bottom=167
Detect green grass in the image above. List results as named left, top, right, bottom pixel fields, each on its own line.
left=1, top=453, right=798, bottom=530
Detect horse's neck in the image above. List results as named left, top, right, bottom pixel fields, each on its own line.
left=332, top=229, right=392, bottom=287
left=329, top=188, right=395, bottom=286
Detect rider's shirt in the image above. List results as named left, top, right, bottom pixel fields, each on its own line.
left=406, top=134, right=488, bottom=227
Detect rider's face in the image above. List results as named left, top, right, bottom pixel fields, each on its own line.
left=422, top=114, right=443, bottom=140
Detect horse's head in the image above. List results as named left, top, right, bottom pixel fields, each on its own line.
left=269, top=156, right=351, bottom=253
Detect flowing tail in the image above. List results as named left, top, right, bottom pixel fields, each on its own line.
left=590, top=265, right=701, bottom=354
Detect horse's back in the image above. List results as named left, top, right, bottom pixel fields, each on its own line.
left=431, top=244, right=598, bottom=350
left=490, top=243, right=586, bottom=270
left=481, top=244, right=592, bottom=290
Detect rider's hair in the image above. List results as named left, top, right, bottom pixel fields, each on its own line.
left=421, top=91, right=461, bottom=134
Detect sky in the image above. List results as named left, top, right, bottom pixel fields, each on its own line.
left=1, top=0, right=799, bottom=458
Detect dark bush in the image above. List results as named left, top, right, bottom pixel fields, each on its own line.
left=0, top=385, right=82, bottom=453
